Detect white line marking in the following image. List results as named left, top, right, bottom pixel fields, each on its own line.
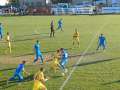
left=59, top=23, right=107, bottom=90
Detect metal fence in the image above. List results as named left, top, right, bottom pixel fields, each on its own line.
left=51, top=6, right=120, bottom=15
left=51, top=7, right=93, bottom=15
left=1, top=6, right=120, bottom=15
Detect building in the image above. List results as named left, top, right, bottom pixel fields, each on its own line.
left=71, top=0, right=82, bottom=5
left=19, top=0, right=51, bottom=7
left=19, top=0, right=120, bottom=7
left=71, top=0, right=120, bottom=6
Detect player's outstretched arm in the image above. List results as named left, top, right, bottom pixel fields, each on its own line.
left=23, top=69, right=30, bottom=76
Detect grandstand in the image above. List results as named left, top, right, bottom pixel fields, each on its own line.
left=1, top=0, right=120, bottom=15
left=51, top=0, right=120, bottom=15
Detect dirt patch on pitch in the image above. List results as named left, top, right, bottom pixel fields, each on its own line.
left=0, top=55, right=34, bottom=65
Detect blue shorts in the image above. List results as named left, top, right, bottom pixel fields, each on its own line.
left=60, top=59, right=68, bottom=66
left=0, top=32, right=2, bottom=35
left=9, top=72, right=23, bottom=81
left=34, top=53, right=44, bottom=63
left=36, top=53, right=43, bottom=58
left=58, top=25, right=62, bottom=28
left=99, top=43, right=105, bottom=47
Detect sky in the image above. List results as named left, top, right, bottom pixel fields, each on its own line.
left=0, top=0, right=8, bottom=6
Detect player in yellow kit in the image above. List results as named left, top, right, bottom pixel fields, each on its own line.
left=33, top=67, right=47, bottom=90
left=73, top=29, right=80, bottom=47
left=6, top=32, right=12, bottom=54
left=51, top=56, right=60, bottom=73
left=50, top=49, right=61, bottom=73
left=54, top=49, right=61, bottom=60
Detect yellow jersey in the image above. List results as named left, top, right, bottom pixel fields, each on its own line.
left=54, top=51, right=60, bottom=59
left=73, top=32, right=80, bottom=38
left=6, top=35, right=10, bottom=42
left=51, top=57, right=60, bottom=70
left=6, top=35, right=11, bottom=49
left=33, top=80, right=47, bottom=90
left=53, top=58, right=59, bottom=66
left=34, top=71, right=45, bottom=81
left=33, top=71, right=47, bottom=90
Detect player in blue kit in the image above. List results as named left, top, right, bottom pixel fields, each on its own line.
left=59, top=48, right=69, bottom=75
left=96, top=34, right=106, bottom=50
left=0, top=23, right=3, bottom=40
left=33, top=40, right=44, bottom=64
left=9, top=61, right=29, bottom=81
left=57, top=19, right=63, bottom=31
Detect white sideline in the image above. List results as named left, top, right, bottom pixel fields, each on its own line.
left=59, top=23, right=107, bottom=90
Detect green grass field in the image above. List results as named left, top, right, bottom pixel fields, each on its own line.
left=0, top=15, right=120, bottom=90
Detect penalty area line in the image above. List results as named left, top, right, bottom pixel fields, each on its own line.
left=59, top=23, right=107, bottom=90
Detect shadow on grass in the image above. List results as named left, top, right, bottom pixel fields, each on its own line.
left=0, top=74, right=34, bottom=89
left=76, top=57, right=120, bottom=67
left=0, top=83, right=17, bottom=90
left=70, top=51, right=101, bottom=58
left=16, top=33, right=49, bottom=38
left=15, top=49, right=98, bottom=58
left=51, top=75, right=62, bottom=79
left=0, top=68, right=16, bottom=72
left=15, top=48, right=72, bottom=57
left=0, top=33, right=49, bottom=43
left=23, top=74, right=34, bottom=82
left=102, top=80, right=120, bottom=85
left=13, top=36, right=49, bottom=42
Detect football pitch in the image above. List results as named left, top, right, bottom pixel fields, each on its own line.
left=0, top=15, right=120, bottom=90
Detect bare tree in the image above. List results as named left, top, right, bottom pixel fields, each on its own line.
left=51, top=0, right=72, bottom=4
left=8, top=0, right=19, bottom=5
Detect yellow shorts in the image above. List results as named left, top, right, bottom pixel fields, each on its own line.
left=73, top=37, right=79, bottom=42
left=52, top=63, right=59, bottom=70
left=33, top=80, right=47, bottom=90
left=8, top=42, right=11, bottom=48
left=51, top=60, right=59, bottom=70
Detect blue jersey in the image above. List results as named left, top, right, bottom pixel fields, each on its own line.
left=99, top=36, right=106, bottom=44
left=58, top=20, right=62, bottom=26
left=61, top=50, right=68, bottom=60
left=60, top=50, right=68, bottom=66
left=15, top=64, right=24, bottom=74
left=0, top=25, right=3, bottom=34
left=34, top=43, right=41, bottom=55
